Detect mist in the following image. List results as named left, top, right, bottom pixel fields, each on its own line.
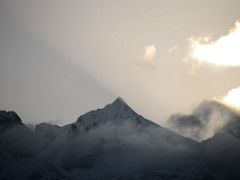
left=0, top=121, right=202, bottom=179
left=167, top=100, right=240, bottom=141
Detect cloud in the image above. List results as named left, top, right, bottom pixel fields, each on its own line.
left=167, top=100, right=239, bottom=141
left=143, top=45, right=156, bottom=64
left=189, top=20, right=240, bottom=66
left=168, top=46, right=179, bottom=53
left=223, top=86, right=240, bottom=109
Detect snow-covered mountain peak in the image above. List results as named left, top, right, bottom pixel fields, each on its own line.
left=74, top=97, right=158, bottom=129
left=77, top=98, right=137, bottom=122
left=113, top=97, right=127, bottom=105
left=105, top=97, right=132, bottom=111
left=105, top=97, right=137, bottom=115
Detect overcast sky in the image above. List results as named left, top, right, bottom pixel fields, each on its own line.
left=1, top=0, right=240, bottom=125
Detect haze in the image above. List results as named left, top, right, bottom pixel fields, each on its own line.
left=1, top=0, right=240, bottom=125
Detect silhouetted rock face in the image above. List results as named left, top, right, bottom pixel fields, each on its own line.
left=0, top=111, right=23, bottom=130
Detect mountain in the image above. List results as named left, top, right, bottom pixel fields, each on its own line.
left=35, top=97, right=195, bottom=147
left=75, top=97, right=159, bottom=128
left=35, top=97, right=160, bottom=139
left=0, top=111, right=23, bottom=131
left=1, top=98, right=240, bottom=179
left=201, top=132, right=240, bottom=179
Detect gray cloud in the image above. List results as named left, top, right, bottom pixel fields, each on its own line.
left=167, top=100, right=240, bottom=141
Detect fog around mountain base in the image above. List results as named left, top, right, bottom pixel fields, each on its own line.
left=1, top=98, right=240, bottom=179
left=167, top=100, right=240, bottom=141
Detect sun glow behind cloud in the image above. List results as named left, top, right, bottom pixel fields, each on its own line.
left=143, top=45, right=156, bottom=64
left=189, top=21, right=240, bottom=66
left=222, top=87, right=240, bottom=109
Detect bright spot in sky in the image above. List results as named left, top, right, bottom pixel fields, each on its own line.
left=190, top=20, right=240, bottom=66
left=143, top=45, right=156, bottom=64
left=223, top=87, right=240, bottom=109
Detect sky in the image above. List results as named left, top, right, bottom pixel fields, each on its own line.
left=1, top=0, right=240, bottom=125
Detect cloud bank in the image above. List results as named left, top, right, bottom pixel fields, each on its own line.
left=189, top=20, right=240, bottom=66
left=223, top=86, right=240, bottom=109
